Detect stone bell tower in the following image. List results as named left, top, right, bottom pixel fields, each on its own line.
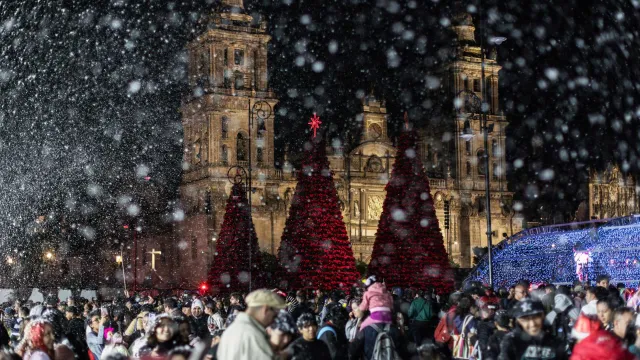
left=176, top=0, right=279, bottom=288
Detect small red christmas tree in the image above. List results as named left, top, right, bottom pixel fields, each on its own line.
left=207, top=183, right=263, bottom=292
left=368, top=116, right=453, bottom=292
left=278, top=115, right=359, bottom=290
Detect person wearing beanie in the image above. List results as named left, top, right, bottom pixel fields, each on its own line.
left=267, top=310, right=297, bottom=358
left=189, top=299, right=208, bottom=340
left=498, top=299, right=566, bottom=360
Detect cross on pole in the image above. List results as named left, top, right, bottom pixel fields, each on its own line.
left=147, top=249, right=162, bottom=270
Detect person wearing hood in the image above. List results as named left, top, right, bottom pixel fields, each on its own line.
left=189, top=299, right=209, bottom=339
left=498, top=299, right=567, bottom=360
left=358, top=275, right=393, bottom=331
left=545, top=293, right=580, bottom=344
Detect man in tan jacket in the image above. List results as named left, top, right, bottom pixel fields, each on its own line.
left=217, top=289, right=286, bottom=360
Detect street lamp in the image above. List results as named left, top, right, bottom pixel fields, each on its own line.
left=478, top=3, right=506, bottom=288
left=6, top=256, right=13, bottom=265
left=45, top=251, right=53, bottom=260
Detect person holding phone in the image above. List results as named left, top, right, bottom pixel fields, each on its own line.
left=87, top=310, right=107, bottom=359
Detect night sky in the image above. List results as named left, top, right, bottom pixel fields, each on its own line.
left=0, top=0, right=639, bottom=281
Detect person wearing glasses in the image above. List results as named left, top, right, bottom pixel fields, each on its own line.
left=86, top=310, right=107, bottom=359
left=217, top=289, right=286, bottom=360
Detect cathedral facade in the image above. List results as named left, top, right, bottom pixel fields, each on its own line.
left=142, top=1, right=525, bottom=288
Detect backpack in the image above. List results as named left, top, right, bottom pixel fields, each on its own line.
left=452, top=315, right=475, bottom=359
left=370, top=323, right=401, bottom=360
left=317, top=325, right=337, bottom=339
left=435, top=311, right=454, bottom=345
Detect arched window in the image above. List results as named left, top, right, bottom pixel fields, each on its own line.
left=477, top=149, right=486, bottom=175
left=365, top=156, right=384, bottom=173
left=491, top=139, right=498, bottom=157
left=221, top=145, right=228, bottom=165
left=462, top=74, right=469, bottom=90
left=221, top=116, right=229, bottom=139
left=234, top=71, right=244, bottom=89
left=236, top=132, right=248, bottom=162
left=223, top=48, right=228, bottom=66
left=492, top=162, right=499, bottom=180
left=465, top=140, right=471, bottom=155
left=466, top=161, right=472, bottom=177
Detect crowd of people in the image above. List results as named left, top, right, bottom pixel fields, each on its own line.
left=0, top=274, right=640, bottom=359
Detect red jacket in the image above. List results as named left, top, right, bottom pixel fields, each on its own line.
left=571, top=329, right=635, bottom=360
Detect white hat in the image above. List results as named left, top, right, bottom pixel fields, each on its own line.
left=191, top=299, right=204, bottom=310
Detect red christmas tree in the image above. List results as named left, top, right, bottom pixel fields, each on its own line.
left=207, top=183, right=263, bottom=292
left=368, top=120, right=454, bottom=292
left=278, top=118, right=359, bottom=290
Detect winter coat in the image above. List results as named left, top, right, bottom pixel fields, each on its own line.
left=348, top=323, right=407, bottom=360
left=124, top=311, right=148, bottom=337
left=571, top=329, right=635, bottom=360
left=476, top=319, right=496, bottom=356
left=498, top=328, right=568, bottom=360
left=318, top=323, right=348, bottom=360
left=580, top=300, right=597, bottom=316
left=86, top=326, right=105, bottom=360
left=545, top=294, right=579, bottom=344
left=190, top=315, right=209, bottom=339
left=208, top=313, right=225, bottom=332
left=627, top=292, right=640, bottom=310
left=408, top=297, right=432, bottom=322
left=23, top=350, right=51, bottom=360
left=345, top=317, right=362, bottom=342
left=216, top=312, right=273, bottom=360
left=359, top=283, right=393, bottom=314
left=286, top=337, right=331, bottom=360
left=65, top=318, right=89, bottom=360
left=485, top=329, right=508, bottom=360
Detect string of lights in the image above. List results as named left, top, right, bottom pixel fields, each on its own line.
left=468, top=222, right=640, bottom=288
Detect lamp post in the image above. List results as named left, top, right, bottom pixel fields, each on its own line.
left=457, top=8, right=505, bottom=288
left=123, top=224, right=138, bottom=294
left=115, top=252, right=127, bottom=296
left=478, top=2, right=506, bottom=288
left=246, top=99, right=272, bottom=292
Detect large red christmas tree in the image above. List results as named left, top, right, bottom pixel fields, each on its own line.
left=368, top=118, right=453, bottom=292
left=207, top=182, right=263, bottom=292
left=278, top=116, right=359, bottom=290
